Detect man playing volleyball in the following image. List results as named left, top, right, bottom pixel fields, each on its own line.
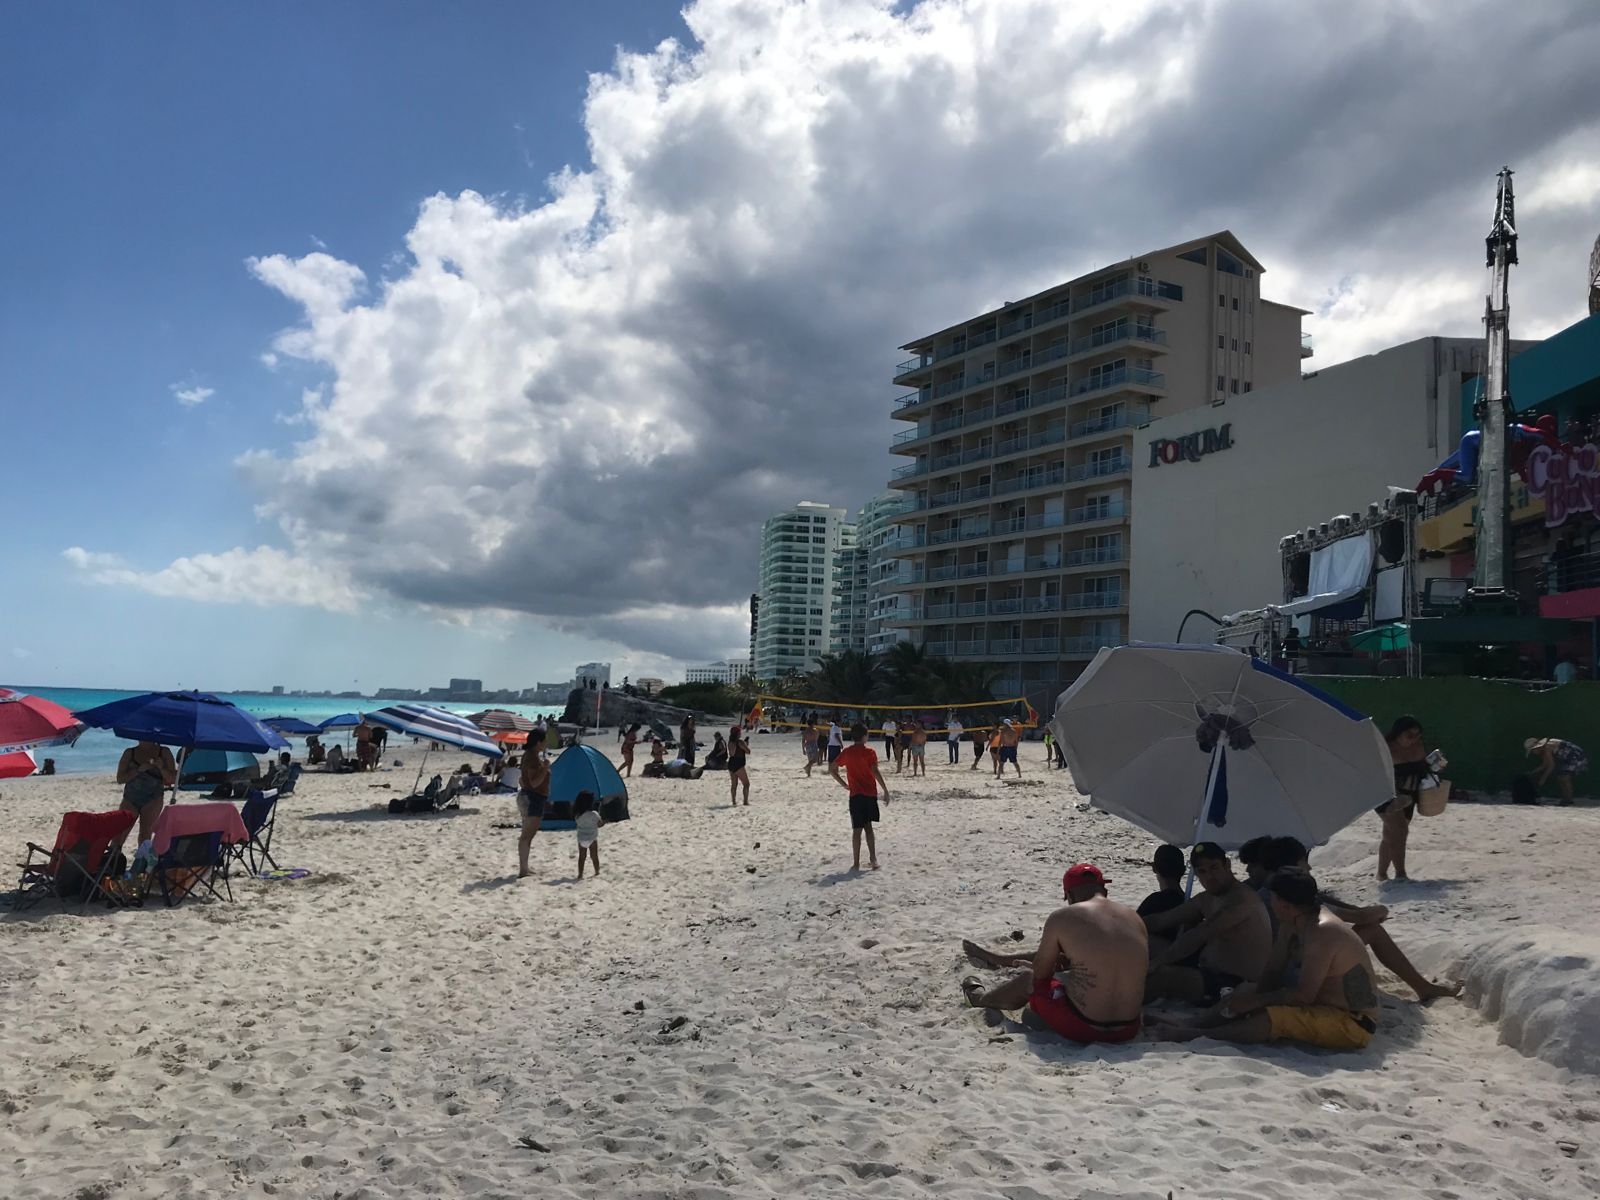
left=829, top=722, right=890, bottom=870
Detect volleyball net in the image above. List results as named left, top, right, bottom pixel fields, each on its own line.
left=745, top=694, right=1040, bottom=737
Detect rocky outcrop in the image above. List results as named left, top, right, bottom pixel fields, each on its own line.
left=560, top=687, right=718, bottom=731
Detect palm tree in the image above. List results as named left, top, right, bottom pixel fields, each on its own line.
left=925, top=658, right=1003, bottom=705
left=878, top=641, right=933, bottom=702
left=805, top=650, right=879, bottom=704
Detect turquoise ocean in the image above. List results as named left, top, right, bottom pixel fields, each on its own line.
left=13, top=687, right=563, bottom=776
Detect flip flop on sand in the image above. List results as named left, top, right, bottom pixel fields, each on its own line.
left=961, top=976, right=986, bottom=1007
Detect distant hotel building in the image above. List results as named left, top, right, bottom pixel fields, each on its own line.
left=832, top=492, right=914, bottom=655
left=684, top=659, right=752, bottom=685
left=885, top=232, right=1308, bottom=704
left=752, top=501, right=853, bottom=680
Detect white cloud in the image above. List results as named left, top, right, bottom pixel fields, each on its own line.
left=12, top=647, right=31, bottom=661
left=63, top=545, right=361, bottom=613
left=154, top=0, right=1600, bottom=663
left=171, top=383, right=215, bottom=407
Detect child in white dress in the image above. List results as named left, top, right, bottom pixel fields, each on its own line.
left=574, top=790, right=603, bottom=879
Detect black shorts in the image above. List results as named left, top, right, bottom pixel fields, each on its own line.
left=517, top=790, right=547, bottom=821
left=827, top=744, right=842, bottom=764
left=848, top=793, right=880, bottom=829
left=999, top=746, right=1018, bottom=764
left=1199, top=967, right=1245, bottom=1002
left=1375, top=797, right=1417, bottom=821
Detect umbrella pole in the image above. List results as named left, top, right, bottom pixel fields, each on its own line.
left=1186, top=745, right=1225, bottom=898
left=411, top=747, right=431, bottom=797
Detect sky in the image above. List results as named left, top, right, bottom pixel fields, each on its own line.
left=5, top=0, right=1600, bottom=694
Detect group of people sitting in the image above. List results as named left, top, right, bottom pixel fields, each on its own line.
left=960, top=837, right=1460, bottom=1052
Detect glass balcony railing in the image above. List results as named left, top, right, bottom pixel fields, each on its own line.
left=890, top=462, right=920, bottom=480
left=1301, top=331, right=1314, bottom=358
left=994, top=465, right=1067, bottom=498
left=1063, top=546, right=1127, bottom=567
left=1066, top=457, right=1130, bottom=482
left=1062, top=635, right=1125, bottom=656
left=1069, top=408, right=1150, bottom=439
left=1069, top=324, right=1167, bottom=356
left=1063, top=591, right=1126, bottom=611
left=1071, top=367, right=1165, bottom=398
left=892, top=426, right=924, bottom=445
left=1066, top=499, right=1128, bottom=525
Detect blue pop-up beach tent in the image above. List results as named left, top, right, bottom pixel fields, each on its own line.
left=541, top=744, right=630, bottom=829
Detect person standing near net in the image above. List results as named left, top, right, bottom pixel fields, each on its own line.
left=880, top=716, right=899, bottom=771
left=908, top=721, right=928, bottom=777
left=826, top=719, right=844, bottom=766
left=946, top=713, right=963, bottom=765
left=801, top=719, right=820, bottom=777
left=970, top=724, right=987, bottom=771
left=829, top=722, right=890, bottom=870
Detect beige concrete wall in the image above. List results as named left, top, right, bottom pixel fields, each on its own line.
left=1129, top=338, right=1481, bottom=643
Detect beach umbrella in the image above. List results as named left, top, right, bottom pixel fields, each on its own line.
left=364, top=703, right=502, bottom=795
left=490, top=729, right=528, bottom=745
left=317, top=713, right=363, bottom=730
left=0, top=688, right=85, bottom=754
left=75, top=691, right=289, bottom=754
left=263, top=716, right=321, bottom=736
left=177, top=748, right=262, bottom=788
left=550, top=743, right=630, bottom=823
left=1349, top=624, right=1410, bottom=653
left=466, top=708, right=537, bottom=733
left=1049, top=643, right=1393, bottom=850
left=0, top=749, right=37, bottom=780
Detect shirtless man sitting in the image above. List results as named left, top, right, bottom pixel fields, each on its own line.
left=961, top=863, right=1148, bottom=1043
left=1143, top=843, right=1271, bottom=1005
left=1150, top=872, right=1380, bottom=1051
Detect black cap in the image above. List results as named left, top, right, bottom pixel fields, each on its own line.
left=1151, top=845, right=1185, bottom=876
left=1190, top=841, right=1228, bottom=864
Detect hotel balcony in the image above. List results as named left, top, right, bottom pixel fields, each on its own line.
left=912, top=634, right=1126, bottom=660
left=1301, top=332, right=1314, bottom=359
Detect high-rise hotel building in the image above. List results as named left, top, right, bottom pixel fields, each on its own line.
left=884, top=232, right=1309, bottom=706
left=753, top=501, right=853, bottom=681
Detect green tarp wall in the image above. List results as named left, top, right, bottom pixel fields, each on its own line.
left=1305, top=676, right=1600, bottom=798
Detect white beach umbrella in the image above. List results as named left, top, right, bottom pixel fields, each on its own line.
left=1049, top=643, right=1393, bottom=849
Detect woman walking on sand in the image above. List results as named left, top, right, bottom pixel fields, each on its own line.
left=619, top=723, right=640, bottom=777
left=727, top=725, right=751, bottom=806
left=1378, top=715, right=1437, bottom=881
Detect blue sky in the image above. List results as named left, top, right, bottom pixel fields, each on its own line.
left=4, top=0, right=1598, bottom=694
left=2, top=1, right=688, bottom=691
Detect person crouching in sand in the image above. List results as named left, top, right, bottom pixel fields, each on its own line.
left=828, top=722, right=890, bottom=870
left=1149, top=872, right=1380, bottom=1052
left=574, top=790, right=602, bottom=880
left=962, top=863, right=1147, bottom=1044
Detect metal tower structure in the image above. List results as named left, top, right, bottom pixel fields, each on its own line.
left=1473, top=167, right=1518, bottom=596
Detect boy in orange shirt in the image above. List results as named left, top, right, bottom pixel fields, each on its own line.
left=828, top=722, right=891, bottom=870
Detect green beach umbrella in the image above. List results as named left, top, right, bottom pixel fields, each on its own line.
left=1349, top=624, right=1409, bottom=653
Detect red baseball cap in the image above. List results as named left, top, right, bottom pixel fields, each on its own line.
left=1063, top=863, right=1108, bottom=893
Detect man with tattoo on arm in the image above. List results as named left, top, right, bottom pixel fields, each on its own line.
left=961, top=864, right=1148, bottom=1044
left=1150, top=872, right=1380, bottom=1050
left=1143, top=843, right=1272, bottom=1005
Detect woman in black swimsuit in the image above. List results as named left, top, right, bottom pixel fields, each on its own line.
left=727, top=725, right=751, bottom=807
left=1378, top=715, right=1431, bottom=882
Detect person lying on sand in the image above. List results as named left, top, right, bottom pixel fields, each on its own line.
left=1143, top=843, right=1272, bottom=1005
left=1149, top=873, right=1380, bottom=1051
left=962, top=863, right=1147, bottom=1044
left=1257, top=836, right=1460, bottom=1003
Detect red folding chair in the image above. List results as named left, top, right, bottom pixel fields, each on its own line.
left=15, top=810, right=138, bottom=908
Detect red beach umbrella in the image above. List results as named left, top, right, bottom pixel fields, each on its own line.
left=0, top=689, right=85, bottom=754
left=0, top=749, right=37, bottom=779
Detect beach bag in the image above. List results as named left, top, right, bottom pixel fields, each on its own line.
left=1511, top=774, right=1540, bottom=805
left=1416, top=774, right=1449, bottom=817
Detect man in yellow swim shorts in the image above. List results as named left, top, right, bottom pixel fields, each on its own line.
left=1148, top=872, right=1379, bottom=1051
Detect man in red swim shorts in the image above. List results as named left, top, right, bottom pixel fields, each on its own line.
left=962, top=863, right=1148, bottom=1043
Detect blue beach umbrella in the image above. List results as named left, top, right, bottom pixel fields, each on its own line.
left=317, top=713, right=363, bottom=731
left=264, top=716, right=321, bottom=736
left=76, top=691, right=289, bottom=754
left=1049, top=643, right=1392, bottom=850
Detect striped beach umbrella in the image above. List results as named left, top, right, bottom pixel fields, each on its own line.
left=466, top=708, right=537, bottom=734
left=364, top=704, right=503, bottom=758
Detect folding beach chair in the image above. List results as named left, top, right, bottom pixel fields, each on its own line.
left=231, top=775, right=291, bottom=875
left=15, top=810, right=138, bottom=909
left=144, top=831, right=232, bottom=907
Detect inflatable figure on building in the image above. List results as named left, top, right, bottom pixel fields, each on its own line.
left=1416, top=413, right=1559, bottom=496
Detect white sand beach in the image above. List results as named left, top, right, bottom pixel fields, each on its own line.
left=4, top=735, right=1599, bottom=1199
